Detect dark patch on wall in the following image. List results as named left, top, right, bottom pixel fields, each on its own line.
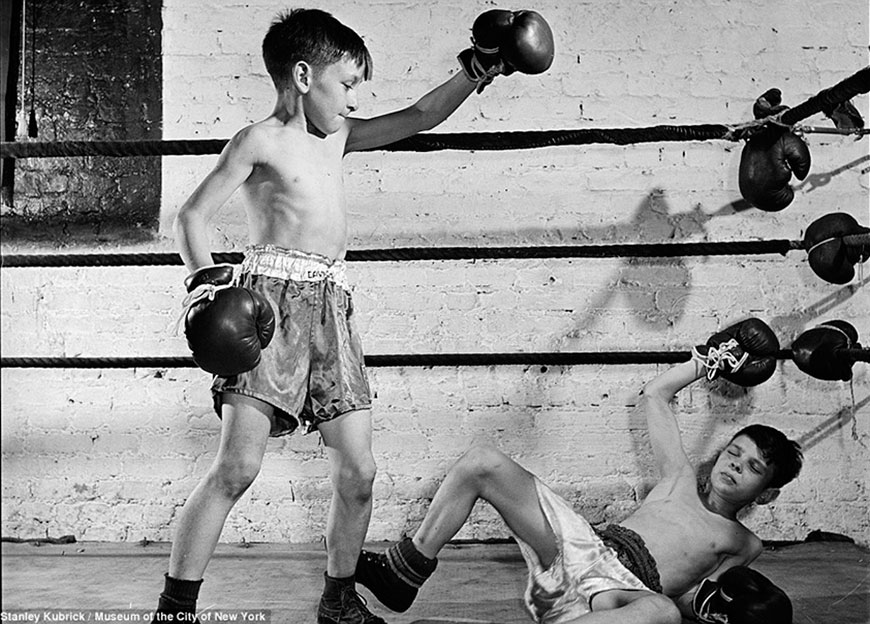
left=1, top=1, right=162, bottom=246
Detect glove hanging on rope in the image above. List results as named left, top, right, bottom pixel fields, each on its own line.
left=738, top=89, right=811, bottom=212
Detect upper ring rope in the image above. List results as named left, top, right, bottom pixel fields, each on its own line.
left=0, top=240, right=801, bottom=268
left=2, top=67, right=867, bottom=159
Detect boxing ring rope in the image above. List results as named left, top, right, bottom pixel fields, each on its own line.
left=2, top=67, right=868, bottom=159
left=0, top=240, right=804, bottom=268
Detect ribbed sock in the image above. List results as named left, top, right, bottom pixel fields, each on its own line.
left=156, top=574, right=202, bottom=618
left=322, top=572, right=355, bottom=598
left=386, top=536, right=437, bottom=587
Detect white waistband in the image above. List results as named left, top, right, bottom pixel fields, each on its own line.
left=240, top=245, right=350, bottom=290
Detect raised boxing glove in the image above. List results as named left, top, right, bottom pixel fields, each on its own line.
left=183, top=264, right=276, bottom=377
left=792, top=320, right=860, bottom=381
left=693, top=566, right=792, bottom=624
left=458, top=9, right=554, bottom=93
left=692, top=318, right=780, bottom=387
left=738, top=89, right=811, bottom=212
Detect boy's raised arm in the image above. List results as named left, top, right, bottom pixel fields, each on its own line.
left=636, top=360, right=706, bottom=479
left=344, top=72, right=476, bottom=154
left=345, top=9, right=555, bottom=154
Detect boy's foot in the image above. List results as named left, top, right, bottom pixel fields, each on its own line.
left=317, top=582, right=387, bottom=624
left=355, top=549, right=419, bottom=613
left=356, top=537, right=436, bottom=613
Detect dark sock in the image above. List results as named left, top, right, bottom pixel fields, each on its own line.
left=156, top=574, right=202, bottom=619
left=322, top=572, right=355, bottom=598
left=387, top=537, right=437, bottom=587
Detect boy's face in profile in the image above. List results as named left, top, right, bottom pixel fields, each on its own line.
left=304, top=55, right=367, bottom=136
left=709, top=434, right=777, bottom=503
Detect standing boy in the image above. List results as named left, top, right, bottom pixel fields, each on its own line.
left=159, top=7, right=554, bottom=624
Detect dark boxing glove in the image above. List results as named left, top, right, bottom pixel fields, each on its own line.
left=693, top=566, right=792, bottom=624
left=458, top=9, right=554, bottom=93
left=738, top=89, right=811, bottom=212
left=182, top=264, right=276, bottom=377
left=803, top=213, right=870, bottom=284
left=692, top=318, right=780, bottom=387
left=792, top=320, right=861, bottom=381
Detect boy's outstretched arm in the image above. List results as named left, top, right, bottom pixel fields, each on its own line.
left=345, top=9, right=555, bottom=153
left=637, top=359, right=707, bottom=479
left=344, top=72, right=475, bottom=154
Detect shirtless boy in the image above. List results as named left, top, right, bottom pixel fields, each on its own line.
left=356, top=318, right=803, bottom=623
left=158, top=7, right=553, bottom=624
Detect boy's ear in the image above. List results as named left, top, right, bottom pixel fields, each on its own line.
left=755, top=488, right=780, bottom=506
left=292, top=61, right=313, bottom=93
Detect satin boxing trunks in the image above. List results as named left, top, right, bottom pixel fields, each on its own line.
left=512, top=478, right=661, bottom=623
left=212, top=245, right=372, bottom=436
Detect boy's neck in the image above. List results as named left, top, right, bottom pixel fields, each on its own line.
left=271, top=90, right=304, bottom=124
left=701, top=488, right=745, bottom=520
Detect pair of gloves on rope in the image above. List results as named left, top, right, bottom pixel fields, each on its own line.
left=693, top=317, right=863, bottom=386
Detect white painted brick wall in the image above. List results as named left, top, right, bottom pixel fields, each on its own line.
left=2, top=0, right=869, bottom=547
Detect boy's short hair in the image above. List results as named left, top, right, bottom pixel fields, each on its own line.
left=730, top=424, right=803, bottom=489
left=263, top=8, right=373, bottom=89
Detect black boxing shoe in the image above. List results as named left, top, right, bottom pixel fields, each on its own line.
left=317, top=575, right=387, bottom=624
left=355, top=550, right=418, bottom=613
left=355, top=537, right=436, bottom=613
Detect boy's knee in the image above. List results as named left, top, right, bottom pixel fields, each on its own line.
left=455, top=443, right=506, bottom=483
left=647, top=595, right=681, bottom=624
left=335, top=457, right=377, bottom=502
left=210, top=458, right=261, bottom=499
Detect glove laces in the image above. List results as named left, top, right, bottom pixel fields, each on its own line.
left=174, top=282, right=234, bottom=335
left=691, top=339, right=749, bottom=380
left=692, top=578, right=732, bottom=624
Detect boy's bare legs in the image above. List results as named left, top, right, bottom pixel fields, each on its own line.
left=413, top=443, right=557, bottom=566
left=168, top=394, right=272, bottom=579
left=318, top=409, right=377, bottom=576
left=317, top=409, right=385, bottom=623
left=156, top=394, right=272, bottom=619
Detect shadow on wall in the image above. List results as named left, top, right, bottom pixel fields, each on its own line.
left=564, top=187, right=714, bottom=336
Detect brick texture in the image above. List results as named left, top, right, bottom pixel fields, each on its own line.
left=1, top=0, right=868, bottom=547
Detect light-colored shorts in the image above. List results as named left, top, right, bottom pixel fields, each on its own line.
left=512, top=478, right=653, bottom=623
left=212, top=245, right=372, bottom=436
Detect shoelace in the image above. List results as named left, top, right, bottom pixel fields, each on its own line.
left=691, top=339, right=749, bottom=380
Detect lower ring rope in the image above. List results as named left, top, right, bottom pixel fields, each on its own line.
left=0, top=351, right=800, bottom=369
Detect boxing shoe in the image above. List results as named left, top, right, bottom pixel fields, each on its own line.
left=317, top=573, right=387, bottom=624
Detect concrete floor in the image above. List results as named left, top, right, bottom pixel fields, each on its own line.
left=1, top=538, right=867, bottom=623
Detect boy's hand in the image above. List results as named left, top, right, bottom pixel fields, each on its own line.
left=458, top=9, right=555, bottom=93
left=181, top=265, right=276, bottom=377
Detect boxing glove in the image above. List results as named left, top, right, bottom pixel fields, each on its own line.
left=739, top=88, right=811, bottom=212
left=738, top=128, right=811, bottom=211
left=183, top=264, right=276, bottom=377
left=692, top=318, right=780, bottom=386
left=803, top=213, right=870, bottom=284
left=693, top=566, right=792, bottom=624
left=792, top=320, right=860, bottom=381
left=458, top=9, right=554, bottom=93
